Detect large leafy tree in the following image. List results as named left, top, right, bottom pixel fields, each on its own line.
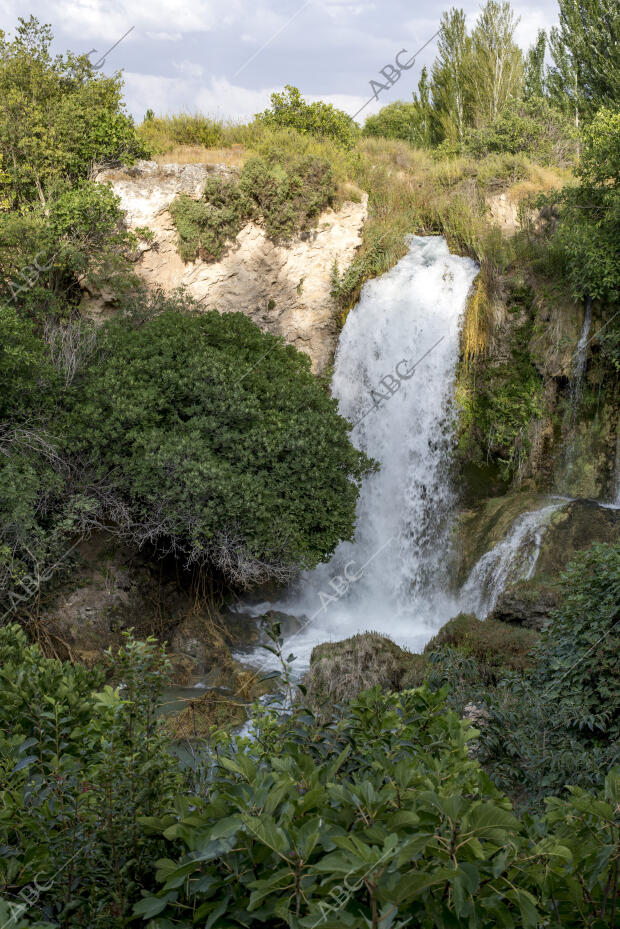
left=548, top=0, right=620, bottom=124
left=62, top=303, right=374, bottom=587
left=0, top=16, right=146, bottom=210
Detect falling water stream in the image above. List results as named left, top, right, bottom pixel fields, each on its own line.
left=234, top=236, right=479, bottom=669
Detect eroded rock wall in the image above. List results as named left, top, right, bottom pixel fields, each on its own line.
left=94, top=160, right=368, bottom=373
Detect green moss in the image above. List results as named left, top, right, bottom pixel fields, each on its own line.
left=457, top=292, right=545, bottom=480
left=424, top=612, right=538, bottom=684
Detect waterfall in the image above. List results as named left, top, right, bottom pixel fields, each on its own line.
left=459, top=502, right=567, bottom=618
left=568, top=297, right=592, bottom=421
left=613, top=430, right=620, bottom=507
left=239, top=236, right=478, bottom=669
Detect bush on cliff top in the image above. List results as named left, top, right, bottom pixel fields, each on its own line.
left=170, top=153, right=336, bottom=262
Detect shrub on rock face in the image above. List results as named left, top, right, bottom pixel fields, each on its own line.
left=170, top=153, right=336, bottom=262
left=63, top=301, right=373, bottom=587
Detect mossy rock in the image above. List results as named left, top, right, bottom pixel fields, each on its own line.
left=536, top=500, right=620, bottom=577
left=454, top=492, right=547, bottom=585
left=489, top=578, right=560, bottom=630
left=423, top=612, right=538, bottom=683
left=303, top=632, right=426, bottom=716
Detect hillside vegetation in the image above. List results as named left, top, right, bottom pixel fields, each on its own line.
left=0, top=1, right=619, bottom=927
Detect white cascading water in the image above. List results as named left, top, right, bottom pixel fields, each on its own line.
left=459, top=502, right=567, bottom=618
left=239, top=236, right=478, bottom=669
left=568, top=297, right=592, bottom=418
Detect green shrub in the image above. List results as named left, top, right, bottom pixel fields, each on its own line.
left=256, top=84, right=359, bottom=148
left=545, top=107, right=620, bottom=313
left=169, top=178, right=249, bottom=261
left=363, top=100, right=428, bottom=144
left=170, top=154, right=336, bottom=261
left=534, top=542, right=620, bottom=738
left=0, top=627, right=180, bottom=928
left=239, top=153, right=335, bottom=240
left=465, top=98, right=577, bottom=166
left=136, top=685, right=620, bottom=928
left=62, top=302, right=373, bottom=587
left=428, top=544, right=620, bottom=808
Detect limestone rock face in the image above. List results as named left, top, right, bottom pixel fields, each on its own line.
left=95, top=160, right=368, bottom=373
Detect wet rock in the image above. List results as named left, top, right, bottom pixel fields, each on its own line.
left=489, top=582, right=560, bottom=630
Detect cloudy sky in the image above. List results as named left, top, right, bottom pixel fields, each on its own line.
left=0, top=0, right=559, bottom=123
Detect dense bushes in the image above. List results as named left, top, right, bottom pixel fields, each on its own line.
left=427, top=543, right=620, bottom=806
left=0, top=297, right=372, bottom=614
left=0, top=626, right=180, bottom=928
left=61, top=304, right=372, bottom=586
left=170, top=153, right=336, bottom=261
left=136, top=685, right=618, bottom=928
left=169, top=178, right=249, bottom=261
left=547, top=106, right=620, bottom=308
left=464, top=98, right=577, bottom=164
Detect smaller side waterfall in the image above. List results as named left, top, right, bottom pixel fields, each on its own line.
left=459, top=502, right=566, bottom=618
left=614, top=430, right=620, bottom=507
left=568, top=297, right=592, bottom=422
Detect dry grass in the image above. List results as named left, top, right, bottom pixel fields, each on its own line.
left=153, top=144, right=248, bottom=168
left=303, top=632, right=426, bottom=718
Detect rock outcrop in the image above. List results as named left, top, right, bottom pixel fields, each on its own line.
left=94, top=160, right=368, bottom=373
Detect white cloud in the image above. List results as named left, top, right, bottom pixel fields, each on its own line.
left=47, top=0, right=245, bottom=41
left=514, top=7, right=556, bottom=49
left=145, top=31, right=183, bottom=41
left=173, top=60, right=205, bottom=78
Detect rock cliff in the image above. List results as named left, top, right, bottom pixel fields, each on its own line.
left=94, top=160, right=368, bottom=373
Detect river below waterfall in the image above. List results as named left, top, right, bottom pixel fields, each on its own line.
left=232, top=236, right=479, bottom=670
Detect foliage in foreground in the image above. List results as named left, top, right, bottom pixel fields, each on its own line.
left=0, top=623, right=618, bottom=929
left=137, top=684, right=619, bottom=929
left=0, top=627, right=179, bottom=928
left=428, top=542, right=620, bottom=807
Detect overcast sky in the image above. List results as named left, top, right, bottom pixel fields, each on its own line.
left=0, top=0, right=559, bottom=123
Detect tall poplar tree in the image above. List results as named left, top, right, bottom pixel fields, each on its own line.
left=469, top=1, right=523, bottom=126
left=548, top=0, right=620, bottom=123
left=430, top=8, right=471, bottom=142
